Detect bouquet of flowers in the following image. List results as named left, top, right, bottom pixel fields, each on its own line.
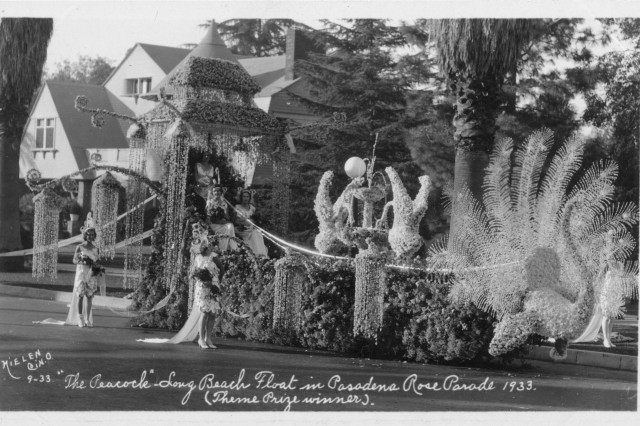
left=91, top=264, right=106, bottom=277
left=78, top=253, right=94, bottom=266
left=192, top=268, right=221, bottom=297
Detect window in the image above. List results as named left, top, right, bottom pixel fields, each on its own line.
left=35, top=118, right=55, bottom=149
left=125, top=77, right=152, bottom=95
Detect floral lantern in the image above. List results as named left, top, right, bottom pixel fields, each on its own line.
left=32, top=188, right=66, bottom=279
left=353, top=250, right=387, bottom=339
left=140, top=54, right=290, bottom=291
left=272, top=253, right=308, bottom=331
left=91, top=172, right=123, bottom=259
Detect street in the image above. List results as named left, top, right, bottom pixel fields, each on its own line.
left=0, top=295, right=636, bottom=415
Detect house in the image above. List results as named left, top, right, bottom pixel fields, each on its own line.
left=19, top=21, right=320, bottom=230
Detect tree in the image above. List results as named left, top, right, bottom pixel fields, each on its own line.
left=289, top=20, right=429, bottom=244
left=46, top=55, right=115, bottom=85
left=424, top=19, right=536, bottom=235
left=580, top=25, right=639, bottom=205
left=0, top=18, right=54, bottom=271
left=200, top=19, right=313, bottom=57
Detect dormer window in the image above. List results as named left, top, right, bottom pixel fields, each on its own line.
left=35, top=118, right=55, bottom=150
left=125, top=77, right=152, bottom=95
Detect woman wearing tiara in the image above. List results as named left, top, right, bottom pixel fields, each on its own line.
left=137, top=225, right=228, bottom=348
left=65, top=213, right=106, bottom=327
left=234, top=189, right=268, bottom=258
left=206, top=185, right=238, bottom=252
left=156, top=231, right=224, bottom=348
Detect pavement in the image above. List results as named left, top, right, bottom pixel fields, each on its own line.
left=0, top=259, right=638, bottom=374
left=0, top=295, right=637, bottom=415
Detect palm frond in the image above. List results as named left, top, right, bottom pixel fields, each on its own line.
left=483, top=137, right=516, bottom=239
left=536, top=134, right=587, bottom=245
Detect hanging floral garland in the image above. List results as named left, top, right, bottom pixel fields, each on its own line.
left=271, top=143, right=291, bottom=236
left=163, top=128, right=190, bottom=291
left=353, top=249, right=388, bottom=340
left=123, top=123, right=148, bottom=288
left=91, top=172, right=123, bottom=259
left=32, top=188, right=66, bottom=279
left=272, top=253, right=311, bottom=330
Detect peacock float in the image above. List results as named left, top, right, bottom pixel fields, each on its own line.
left=429, top=129, right=638, bottom=359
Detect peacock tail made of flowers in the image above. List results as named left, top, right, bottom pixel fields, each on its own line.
left=430, top=129, right=638, bottom=331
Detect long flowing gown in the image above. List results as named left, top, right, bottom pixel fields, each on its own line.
left=65, top=246, right=105, bottom=325
left=34, top=245, right=106, bottom=326
left=138, top=253, right=222, bottom=344
left=234, top=204, right=268, bottom=257
left=572, top=270, right=625, bottom=344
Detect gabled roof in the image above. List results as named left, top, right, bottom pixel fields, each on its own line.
left=46, top=81, right=132, bottom=169
left=138, top=43, right=191, bottom=74
left=102, top=43, right=190, bottom=88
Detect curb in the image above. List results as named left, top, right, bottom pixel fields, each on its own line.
left=522, top=344, right=637, bottom=372
left=1, top=282, right=636, bottom=372
left=0, top=283, right=132, bottom=310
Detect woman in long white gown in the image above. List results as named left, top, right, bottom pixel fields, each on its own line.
left=573, top=261, right=631, bottom=348
left=234, top=189, right=268, bottom=258
left=165, top=244, right=224, bottom=348
left=65, top=217, right=105, bottom=327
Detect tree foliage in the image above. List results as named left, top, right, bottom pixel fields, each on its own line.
left=288, top=19, right=430, bottom=244
left=46, top=55, right=115, bottom=85
left=200, top=19, right=313, bottom=57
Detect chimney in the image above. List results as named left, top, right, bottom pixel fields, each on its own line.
left=284, top=28, right=322, bottom=81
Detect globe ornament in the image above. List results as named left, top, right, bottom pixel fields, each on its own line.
left=345, top=157, right=366, bottom=178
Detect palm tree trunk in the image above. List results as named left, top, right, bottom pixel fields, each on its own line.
left=0, top=18, right=54, bottom=271
left=449, top=76, right=500, bottom=237
left=0, top=110, right=24, bottom=270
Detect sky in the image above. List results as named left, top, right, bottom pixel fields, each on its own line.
left=1, top=0, right=639, bottom=71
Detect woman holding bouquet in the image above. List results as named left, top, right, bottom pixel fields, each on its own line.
left=163, top=239, right=225, bottom=349
left=191, top=244, right=224, bottom=348
left=65, top=213, right=105, bottom=327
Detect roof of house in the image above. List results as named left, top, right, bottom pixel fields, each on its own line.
left=138, top=43, right=191, bottom=74
left=46, top=81, right=132, bottom=169
left=238, top=55, right=286, bottom=88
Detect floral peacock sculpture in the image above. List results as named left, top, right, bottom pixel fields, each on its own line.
left=430, top=129, right=638, bottom=359
left=314, top=171, right=363, bottom=254
left=383, top=167, right=431, bottom=258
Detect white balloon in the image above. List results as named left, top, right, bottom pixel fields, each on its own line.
left=344, top=157, right=366, bottom=178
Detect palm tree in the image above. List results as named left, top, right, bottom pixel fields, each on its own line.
left=426, top=19, right=536, bottom=234
left=0, top=18, right=54, bottom=271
